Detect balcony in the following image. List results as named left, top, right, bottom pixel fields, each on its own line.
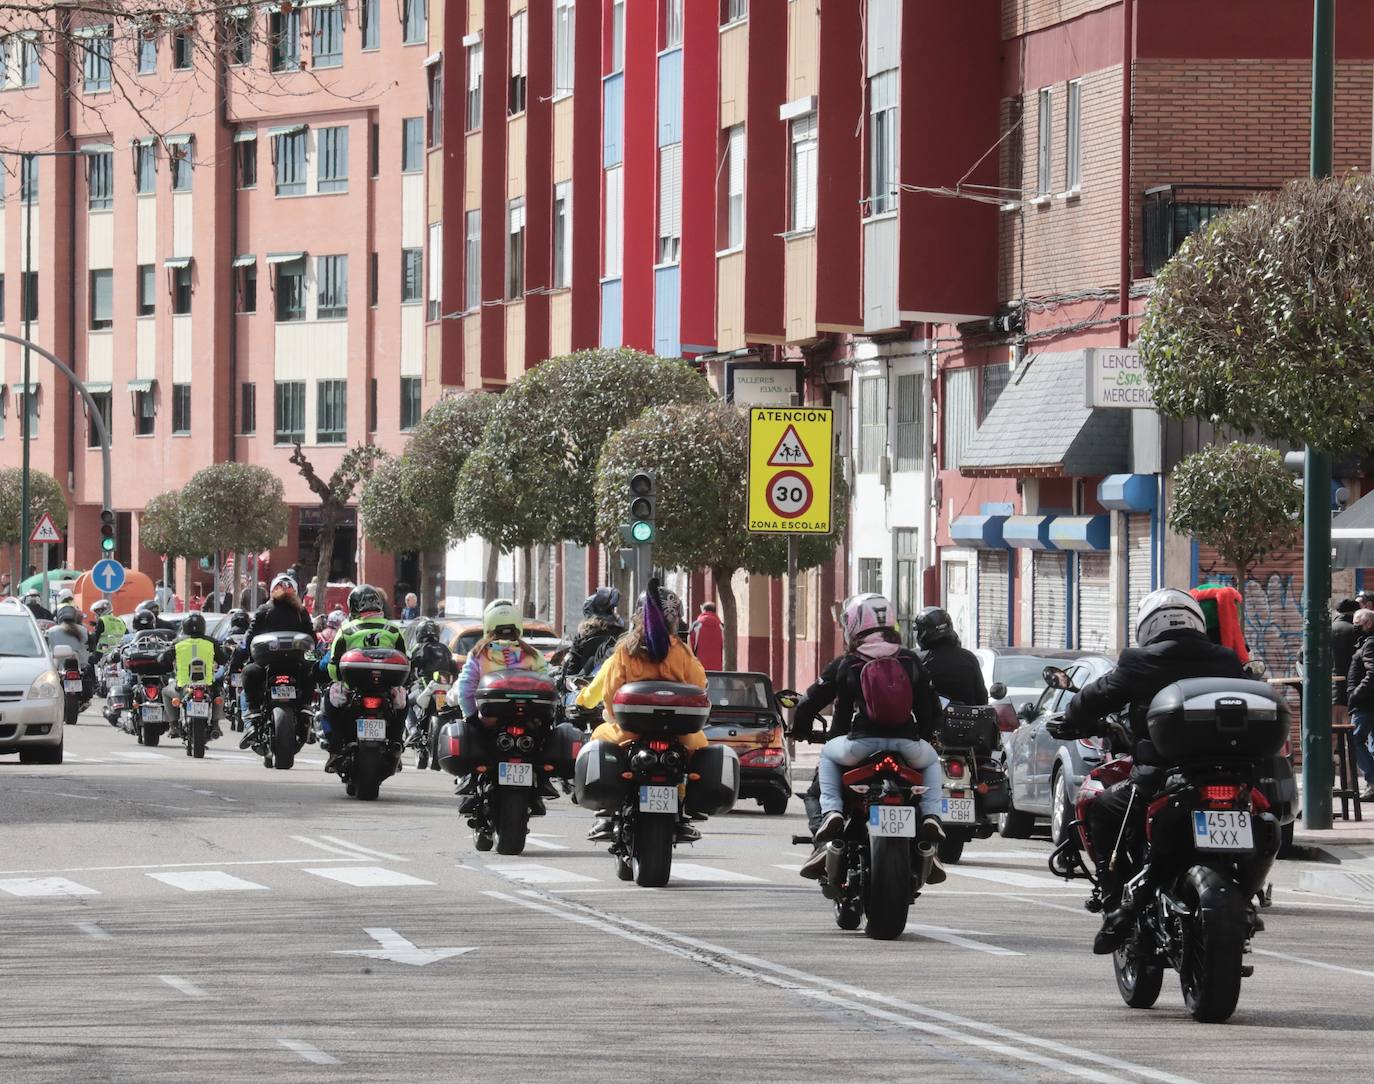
left=1141, top=184, right=1276, bottom=277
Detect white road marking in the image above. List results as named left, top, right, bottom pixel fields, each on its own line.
left=1001, top=894, right=1086, bottom=916
left=317, top=834, right=408, bottom=862
left=905, top=924, right=1023, bottom=957
left=12, top=789, right=101, bottom=801
left=0, top=857, right=366, bottom=877
left=334, top=928, right=477, bottom=967
left=943, top=866, right=1078, bottom=890
left=159, top=975, right=209, bottom=998
left=524, top=834, right=569, bottom=851
left=490, top=863, right=598, bottom=885
left=773, top=863, right=803, bottom=873
left=1253, top=948, right=1374, bottom=979
left=669, top=862, right=768, bottom=883
left=0, top=877, right=100, bottom=898
left=277, top=1039, right=339, bottom=1066
left=148, top=871, right=270, bottom=893
left=74, top=922, right=112, bottom=940
left=303, top=866, right=434, bottom=888
left=115, top=751, right=168, bottom=760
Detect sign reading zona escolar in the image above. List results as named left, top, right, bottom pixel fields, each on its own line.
left=747, top=407, right=834, bottom=534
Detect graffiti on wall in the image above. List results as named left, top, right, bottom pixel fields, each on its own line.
left=1195, top=562, right=1305, bottom=679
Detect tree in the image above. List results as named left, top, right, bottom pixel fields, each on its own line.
left=290, top=443, right=384, bottom=604
left=137, top=489, right=198, bottom=589
left=359, top=452, right=452, bottom=614
left=179, top=463, right=290, bottom=604
left=1169, top=442, right=1301, bottom=586
left=0, top=467, right=67, bottom=579
left=1141, top=177, right=1374, bottom=451
left=594, top=402, right=848, bottom=668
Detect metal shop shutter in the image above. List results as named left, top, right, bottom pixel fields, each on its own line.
left=1032, top=551, right=1068, bottom=649
left=977, top=550, right=1010, bottom=647
left=1076, top=551, right=1112, bottom=654
left=1126, top=513, right=1153, bottom=645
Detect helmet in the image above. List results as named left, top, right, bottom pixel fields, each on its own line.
left=55, top=605, right=80, bottom=625
left=913, top=606, right=958, bottom=649
left=327, top=608, right=346, bottom=629
left=136, top=599, right=160, bottom=616
left=270, top=573, right=298, bottom=597
left=841, top=593, right=893, bottom=646
left=646, top=587, right=683, bottom=631
left=348, top=584, right=386, bottom=618
left=57, top=588, right=74, bottom=604
left=22, top=590, right=39, bottom=603
left=482, top=598, right=523, bottom=639
left=132, top=610, right=155, bottom=631
left=182, top=612, right=206, bottom=638
left=583, top=587, right=621, bottom=619
left=1135, top=588, right=1206, bottom=647
left=92, top=599, right=111, bottom=616
left=228, top=608, right=251, bottom=633
left=412, top=617, right=440, bottom=644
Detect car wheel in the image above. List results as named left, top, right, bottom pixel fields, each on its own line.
left=1050, top=769, right=1076, bottom=849
left=20, top=739, right=63, bottom=766
left=998, top=802, right=1036, bottom=839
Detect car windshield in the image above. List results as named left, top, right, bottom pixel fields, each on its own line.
left=993, top=655, right=1064, bottom=689
left=706, top=674, right=772, bottom=709
left=453, top=631, right=483, bottom=655
left=0, top=615, right=45, bottom=657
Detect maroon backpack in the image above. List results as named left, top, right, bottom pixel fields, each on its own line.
left=858, top=655, right=915, bottom=728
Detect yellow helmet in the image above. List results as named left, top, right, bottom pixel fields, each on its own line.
left=482, top=598, right=523, bottom=638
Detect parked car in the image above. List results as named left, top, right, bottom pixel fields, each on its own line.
left=973, top=646, right=1082, bottom=734
left=446, top=621, right=568, bottom=665
left=0, top=599, right=67, bottom=764
left=702, top=671, right=792, bottom=815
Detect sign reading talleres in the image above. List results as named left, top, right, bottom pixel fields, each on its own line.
left=747, top=407, right=834, bottom=534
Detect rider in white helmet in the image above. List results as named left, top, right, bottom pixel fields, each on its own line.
left=456, top=599, right=549, bottom=719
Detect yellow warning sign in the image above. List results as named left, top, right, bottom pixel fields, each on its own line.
left=747, top=407, right=834, bottom=534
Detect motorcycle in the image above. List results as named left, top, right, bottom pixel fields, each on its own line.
left=1048, top=672, right=1286, bottom=1023
left=935, top=703, right=1011, bottom=863
left=117, top=633, right=173, bottom=745
left=54, top=647, right=86, bottom=728
left=574, top=682, right=739, bottom=887
left=405, top=671, right=454, bottom=771
left=329, top=647, right=410, bottom=800
left=221, top=634, right=247, bottom=732
left=247, top=632, right=315, bottom=770
left=172, top=659, right=218, bottom=759
left=438, top=670, right=582, bottom=855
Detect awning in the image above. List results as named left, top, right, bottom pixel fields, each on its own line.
left=164, top=256, right=192, bottom=269
left=164, top=133, right=193, bottom=146
left=1332, top=490, right=1374, bottom=568
left=1003, top=515, right=1057, bottom=550
left=423, top=50, right=443, bottom=67
left=1098, top=473, right=1157, bottom=512
left=233, top=129, right=257, bottom=143
left=127, top=379, right=155, bottom=392
left=266, top=124, right=307, bottom=137
left=232, top=254, right=256, bottom=267
left=9, top=381, right=39, bottom=393
left=959, top=351, right=1131, bottom=478
left=81, top=143, right=114, bottom=154
left=83, top=382, right=112, bottom=394
left=266, top=251, right=305, bottom=264
left=1048, top=515, right=1110, bottom=552
left=950, top=515, right=1008, bottom=549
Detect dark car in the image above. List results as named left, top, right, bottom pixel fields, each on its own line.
left=703, top=671, right=791, bottom=815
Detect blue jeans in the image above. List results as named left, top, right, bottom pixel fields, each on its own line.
left=1351, top=709, right=1374, bottom=787
left=818, top=735, right=943, bottom=819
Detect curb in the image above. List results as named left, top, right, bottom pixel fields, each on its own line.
left=1294, top=867, right=1374, bottom=903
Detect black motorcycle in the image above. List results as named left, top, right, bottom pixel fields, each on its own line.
left=247, top=632, right=316, bottom=770
left=174, top=660, right=217, bottom=759
left=330, top=647, right=410, bottom=800
left=935, top=703, right=1011, bottom=863
left=56, top=648, right=86, bottom=728
left=405, top=670, right=455, bottom=771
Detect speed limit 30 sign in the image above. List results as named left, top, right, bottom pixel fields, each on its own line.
left=747, top=407, right=833, bottom=534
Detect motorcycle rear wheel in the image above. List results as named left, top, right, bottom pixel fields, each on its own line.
left=633, top=813, right=674, bottom=888
left=864, top=835, right=912, bottom=940
left=64, top=695, right=79, bottom=727
left=1179, top=871, right=1245, bottom=1023
left=142, top=725, right=160, bottom=747
left=271, top=707, right=296, bottom=770
left=494, top=788, right=530, bottom=855
left=354, top=744, right=383, bottom=801
left=191, top=717, right=207, bottom=759
left=937, top=835, right=966, bottom=864
left=1113, top=936, right=1164, bottom=1009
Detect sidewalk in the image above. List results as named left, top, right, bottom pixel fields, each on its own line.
left=1289, top=783, right=1374, bottom=902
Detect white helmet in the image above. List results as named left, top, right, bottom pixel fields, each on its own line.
left=841, top=593, right=894, bottom=646
left=482, top=598, right=523, bottom=638
left=92, top=599, right=111, bottom=615
left=57, top=588, right=75, bottom=603
left=1135, top=588, right=1206, bottom=646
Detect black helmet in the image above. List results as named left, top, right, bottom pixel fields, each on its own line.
left=182, top=612, right=206, bottom=638
left=583, top=586, right=621, bottom=619
left=136, top=599, right=160, bottom=616
left=412, top=617, right=439, bottom=644
left=132, top=610, right=155, bottom=631
left=348, top=584, right=386, bottom=618
left=914, top=606, right=958, bottom=649
left=228, top=608, right=251, bottom=633
left=55, top=605, right=80, bottom=626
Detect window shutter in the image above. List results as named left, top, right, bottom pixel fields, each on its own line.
left=728, top=126, right=744, bottom=198
left=658, top=143, right=681, bottom=243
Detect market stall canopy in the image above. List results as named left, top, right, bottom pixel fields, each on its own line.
left=1332, top=490, right=1374, bottom=568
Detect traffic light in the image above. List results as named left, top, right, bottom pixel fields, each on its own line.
left=627, top=471, right=656, bottom=543
left=99, top=509, right=116, bottom=554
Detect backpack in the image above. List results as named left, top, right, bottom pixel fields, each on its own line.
left=858, top=655, right=915, bottom=728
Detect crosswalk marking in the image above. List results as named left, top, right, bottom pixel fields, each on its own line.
left=943, top=866, right=1076, bottom=890
left=524, top=835, right=569, bottom=851
left=670, top=863, right=768, bottom=883
left=302, top=866, right=434, bottom=888
left=148, top=871, right=269, bottom=892
left=0, top=877, right=100, bottom=898
left=492, top=863, right=598, bottom=885
left=115, top=751, right=168, bottom=761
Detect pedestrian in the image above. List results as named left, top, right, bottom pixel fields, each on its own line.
left=1358, top=590, right=1374, bottom=612
left=0, top=574, right=11, bottom=596
left=1344, top=608, right=1374, bottom=801
left=155, top=580, right=176, bottom=611
left=1332, top=598, right=1359, bottom=721
left=688, top=601, right=725, bottom=670
left=400, top=592, right=420, bottom=620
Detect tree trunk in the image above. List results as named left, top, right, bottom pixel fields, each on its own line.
left=229, top=551, right=242, bottom=613
left=713, top=565, right=739, bottom=671
left=484, top=543, right=499, bottom=602
left=417, top=549, right=429, bottom=616
left=521, top=546, right=535, bottom=618
left=314, top=502, right=338, bottom=610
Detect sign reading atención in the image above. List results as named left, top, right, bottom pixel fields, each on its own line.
left=1084, top=347, right=1154, bottom=410
left=747, top=407, right=834, bottom=534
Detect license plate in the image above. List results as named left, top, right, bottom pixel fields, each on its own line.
left=230, top=674, right=243, bottom=688
left=1193, top=810, right=1253, bottom=852
left=271, top=685, right=296, bottom=701
left=357, top=718, right=386, bottom=741
left=498, top=762, right=534, bottom=787
left=185, top=700, right=210, bottom=719
left=869, top=805, right=917, bottom=837
left=141, top=705, right=163, bottom=722
left=64, top=680, right=83, bottom=693
left=941, top=797, right=976, bottom=824
left=639, top=785, right=677, bottom=813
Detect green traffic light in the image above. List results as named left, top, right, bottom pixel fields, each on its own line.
left=630, top=520, right=654, bottom=543
left=101, top=537, right=116, bottom=552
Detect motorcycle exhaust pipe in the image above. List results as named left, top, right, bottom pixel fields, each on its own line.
left=823, top=841, right=844, bottom=884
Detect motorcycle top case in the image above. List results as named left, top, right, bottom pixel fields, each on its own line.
left=337, top=647, right=410, bottom=691
left=938, top=705, right=1000, bottom=752
left=573, top=739, right=630, bottom=812
left=250, top=631, right=315, bottom=663
left=612, top=681, right=711, bottom=736
left=684, top=743, right=740, bottom=816
left=122, top=646, right=166, bottom=675
left=1146, top=678, right=1289, bottom=762
left=475, top=669, right=557, bottom=724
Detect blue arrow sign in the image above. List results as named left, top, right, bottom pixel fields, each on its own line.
left=91, top=558, right=126, bottom=594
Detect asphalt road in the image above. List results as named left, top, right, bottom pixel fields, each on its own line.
left=3, top=711, right=1373, bottom=1083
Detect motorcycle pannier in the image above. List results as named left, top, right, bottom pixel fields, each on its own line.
left=684, top=743, right=740, bottom=816
left=437, top=716, right=491, bottom=776
left=574, top=739, right=629, bottom=811
left=542, top=721, right=584, bottom=779
left=338, top=647, right=410, bottom=692
left=1146, top=678, right=1289, bottom=762
left=612, top=682, right=711, bottom=736
left=251, top=632, right=315, bottom=663
left=939, top=705, right=1000, bottom=752
left=475, top=669, right=558, bottom=724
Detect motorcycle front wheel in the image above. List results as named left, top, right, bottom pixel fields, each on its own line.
left=271, top=707, right=296, bottom=770
left=864, top=835, right=912, bottom=940
left=1113, top=935, right=1164, bottom=1009
left=494, top=788, right=530, bottom=855
left=633, top=813, right=674, bottom=888
left=141, top=724, right=160, bottom=747
left=1179, top=867, right=1246, bottom=1023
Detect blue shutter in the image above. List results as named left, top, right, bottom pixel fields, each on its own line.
left=657, top=49, right=682, bottom=147
left=653, top=266, right=680, bottom=357
left=600, top=279, right=623, bottom=348
left=602, top=74, right=624, bottom=166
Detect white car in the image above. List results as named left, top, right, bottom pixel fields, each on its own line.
left=0, top=598, right=66, bottom=764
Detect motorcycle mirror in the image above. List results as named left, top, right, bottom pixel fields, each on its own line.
left=1243, top=659, right=1268, bottom=679
left=775, top=689, right=800, bottom=710
left=570, top=675, right=590, bottom=689
left=988, top=681, right=1007, bottom=701
left=1042, top=665, right=1076, bottom=691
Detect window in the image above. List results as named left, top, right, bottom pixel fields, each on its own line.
left=270, top=10, right=300, bottom=72
left=403, top=0, right=428, bottom=45
left=465, top=40, right=483, bottom=130
left=172, top=28, right=193, bottom=70
left=82, top=30, right=112, bottom=92
left=657, top=144, right=681, bottom=264
left=87, top=392, right=112, bottom=448
left=274, top=129, right=306, bottom=195
left=89, top=270, right=113, bottom=330
left=509, top=9, right=527, bottom=115
left=226, top=15, right=251, bottom=65
left=662, top=0, right=683, bottom=48
left=20, top=35, right=39, bottom=86
left=135, top=387, right=156, bottom=435
left=170, top=142, right=192, bottom=192
left=552, top=183, right=572, bottom=288
left=316, top=255, right=348, bottom=319
left=857, top=376, right=884, bottom=473
left=275, top=258, right=307, bottom=321
left=463, top=211, right=480, bottom=310
left=137, top=31, right=158, bottom=73
left=138, top=264, right=156, bottom=315
left=20, top=155, right=37, bottom=204
left=237, top=136, right=257, bottom=188
left=506, top=199, right=525, bottom=300
left=553, top=0, right=575, bottom=97
left=274, top=381, right=305, bottom=444
left=980, top=362, right=1011, bottom=420
left=401, top=117, right=424, bottom=172
left=857, top=557, right=883, bottom=596
left=719, top=126, right=744, bottom=249
left=317, top=126, right=349, bottom=192
left=789, top=113, right=817, bottom=232
left=87, top=151, right=113, bottom=211
left=942, top=367, right=977, bottom=470
left=428, top=221, right=444, bottom=319
left=370, top=121, right=380, bottom=177
left=604, top=165, right=623, bottom=277
left=135, top=143, right=156, bottom=194
left=0, top=274, right=5, bottom=323
left=369, top=377, right=378, bottom=432
left=370, top=251, right=378, bottom=306
left=401, top=248, right=423, bottom=302
left=868, top=70, right=898, bottom=214
left=427, top=60, right=444, bottom=146
left=1036, top=86, right=1052, bottom=196
left=172, top=264, right=193, bottom=314
left=722, top=0, right=748, bottom=24
left=361, top=0, right=380, bottom=50
left=316, top=380, right=347, bottom=443
left=610, top=0, right=625, bottom=73
left=240, top=383, right=256, bottom=435
left=235, top=261, right=257, bottom=313
left=893, top=373, right=923, bottom=471
left=171, top=383, right=191, bottom=434
left=1065, top=80, right=1082, bottom=192
left=400, top=377, right=422, bottom=430
left=312, top=4, right=343, bottom=68
left=21, top=271, right=37, bottom=321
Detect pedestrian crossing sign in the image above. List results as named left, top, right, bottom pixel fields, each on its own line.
left=747, top=407, right=834, bottom=534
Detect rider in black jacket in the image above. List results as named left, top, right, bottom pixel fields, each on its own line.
left=238, top=574, right=316, bottom=746
left=914, top=607, right=988, bottom=706
left=1057, top=588, right=1247, bottom=954
left=561, top=588, right=625, bottom=683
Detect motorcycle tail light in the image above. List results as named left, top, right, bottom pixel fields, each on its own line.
left=274, top=675, right=291, bottom=685
left=1201, top=784, right=1242, bottom=803
left=362, top=696, right=383, bottom=710
left=145, top=686, right=158, bottom=698
left=945, top=759, right=965, bottom=779
left=648, top=739, right=671, bottom=752
left=508, top=725, right=526, bottom=737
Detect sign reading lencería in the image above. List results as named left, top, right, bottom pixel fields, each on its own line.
left=1085, top=348, right=1154, bottom=410
left=747, top=407, right=834, bottom=534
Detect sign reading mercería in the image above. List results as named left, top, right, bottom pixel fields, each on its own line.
left=1085, top=348, right=1154, bottom=409
left=747, top=407, right=834, bottom=534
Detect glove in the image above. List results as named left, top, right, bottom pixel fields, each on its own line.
left=328, top=682, right=348, bottom=709
left=1046, top=716, right=1083, bottom=741
left=391, top=686, right=407, bottom=711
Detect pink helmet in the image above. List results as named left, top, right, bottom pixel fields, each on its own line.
left=840, top=593, right=894, bottom=646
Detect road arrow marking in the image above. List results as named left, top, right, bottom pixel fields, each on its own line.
left=333, top=927, right=476, bottom=967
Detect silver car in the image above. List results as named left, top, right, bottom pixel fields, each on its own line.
left=997, top=654, right=1113, bottom=848
left=0, top=599, right=67, bottom=764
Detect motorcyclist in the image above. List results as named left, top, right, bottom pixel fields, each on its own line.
left=319, top=585, right=408, bottom=771
left=158, top=612, right=230, bottom=741
left=47, top=605, right=91, bottom=704
left=23, top=590, right=53, bottom=622
left=790, top=593, right=946, bottom=883
left=560, top=588, right=625, bottom=684
left=318, top=608, right=345, bottom=648
left=913, top=606, right=988, bottom=706
left=1054, top=588, right=1248, bottom=955
left=238, top=574, right=316, bottom=749
left=90, top=599, right=127, bottom=657
left=576, top=582, right=707, bottom=843
left=109, top=608, right=175, bottom=717
left=404, top=617, right=459, bottom=758
left=136, top=598, right=178, bottom=633
left=218, top=608, right=252, bottom=643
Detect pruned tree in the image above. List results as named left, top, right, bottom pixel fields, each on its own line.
left=359, top=452, right=451, bottom=614
left=1169, top=442, right=1301, bottom=586
left=179, top=463, right=289, bottom=604
left=0, top=466, right=67, bottom=548
left=290, top=442, right=384, bottom=606
left=137, top=488, right=198, bottom=590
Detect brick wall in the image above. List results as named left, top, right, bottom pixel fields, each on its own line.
left=1002, top=0, right=1117, bottom=39
left=1195, top=545, right=1306, bottom=681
